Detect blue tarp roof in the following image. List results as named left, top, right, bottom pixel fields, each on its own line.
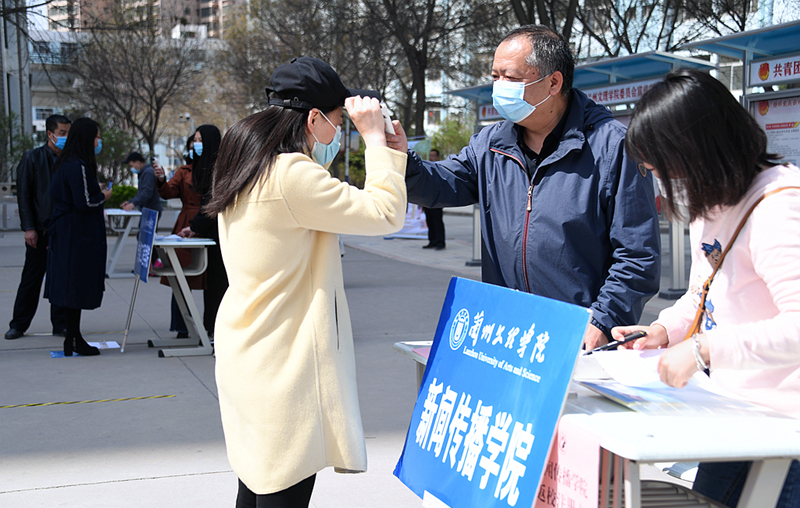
left=683, top=19, right=800, bottom=60
left=447, top=51, right=715, bottom=103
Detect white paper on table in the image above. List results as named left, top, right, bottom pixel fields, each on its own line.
left=155, top=234, right=183, bottom=241
left=87, top=341, right=121, bottom=349
left=591, top=349, right=708, bottom=389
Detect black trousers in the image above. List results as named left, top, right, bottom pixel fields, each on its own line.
left=235, top=475, right=316, bottom=508
left=203, top=244, right=228, bottom=334
left=423, top=207, right=445, bottom=247
left=170, top=295, right=188, bottom=333
left=9, top=230, right=65, bottom=332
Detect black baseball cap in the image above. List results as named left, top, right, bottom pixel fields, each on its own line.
left=265, top=57, right=380, bottom=111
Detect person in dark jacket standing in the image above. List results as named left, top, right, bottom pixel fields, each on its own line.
left=5, top=115, right=71, bottom=340
left=394, top=25, right=661, bottom=350
left=121, top=152, right=164, bottom=215
left=422, top=148, right=446, bottom=250
left=46, top=118, right=112, bottom=356
left=177, top=125, right=228, bottom=335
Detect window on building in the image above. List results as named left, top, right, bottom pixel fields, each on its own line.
left=32, top=41, right=50, bottom=55
left=35, top=108, right=55, bottom=120
left=61, top=42, right=77, bottom=62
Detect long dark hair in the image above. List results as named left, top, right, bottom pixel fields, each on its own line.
left=183, top=134, right=194, bottom=165
left=205, top=103, right=335, bottom=217
left=626, top=68, right=781, bottom=222
left=191, top=124, right=221, bottom=197
left=54, top=118, right=100, bottom=175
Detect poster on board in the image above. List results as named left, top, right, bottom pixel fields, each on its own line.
left=394, top=277, right=591, bottom=508
left=752, top=96, right=800, bottom=165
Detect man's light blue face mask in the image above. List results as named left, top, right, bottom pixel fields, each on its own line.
left=492, top=73, right=552, bottom=123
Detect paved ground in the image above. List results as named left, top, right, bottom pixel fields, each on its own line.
left=0, top=208, right=683, bottom=507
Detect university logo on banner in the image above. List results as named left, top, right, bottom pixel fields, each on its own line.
left=134, top=208, right=158, bottom=283
left=394, top=277, right=591, bottom=508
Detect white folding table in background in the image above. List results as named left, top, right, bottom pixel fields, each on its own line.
left=104, top=209, right=141, bottom=278
left=148, top=238, right=216, bottom=357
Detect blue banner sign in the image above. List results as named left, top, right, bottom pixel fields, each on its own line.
left=395, top=277, right=591, bottom=508
left=134, top=208, right=158, bottom=283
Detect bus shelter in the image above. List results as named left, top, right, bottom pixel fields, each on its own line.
left=685, top=19, right=800, bottom=166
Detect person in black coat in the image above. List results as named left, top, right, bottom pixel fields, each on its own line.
left=46, top=118, right=112, bottom=356
left=177, top=124, right=229, bottom=335
left=4, top=115, right=70, bottom=340
left=421, top=148, right=446, bottom=250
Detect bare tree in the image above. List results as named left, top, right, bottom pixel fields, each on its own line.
left=573, top=0, right=705, bottom=58
left=507, top=0, right=579, bottom=40
left=359, top=0, right=505, bottom=136
left=42, top=6, right=206, bottom=153
left=215, top=0, right=398, bottom=115
left=682, top=0, right=759, bottom=35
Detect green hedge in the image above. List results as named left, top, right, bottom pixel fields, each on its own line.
left=104, top=184, right=138, bottom=209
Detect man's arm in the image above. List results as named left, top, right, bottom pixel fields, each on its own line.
left=405, top=139, right=482, bottom=209
left=16, top=151, right=36, bottom=232
left=588, top=143, right=661, bottom=347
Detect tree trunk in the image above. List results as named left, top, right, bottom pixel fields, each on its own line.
left=562, top=0, right=578, bottom=40
left=412, top=64, right=427, bottom=137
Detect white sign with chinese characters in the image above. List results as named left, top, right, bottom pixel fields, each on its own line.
left=582, top=79, right=661, bottom=106
left=750, top=54, right=800, bottom=87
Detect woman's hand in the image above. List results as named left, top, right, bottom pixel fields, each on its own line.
left=101, top=188, right=113, bottom=202
left=345, top=96, right=386, bottom=148
left=609, top=324, right=669, bottom=350
left=657, top=340, right=697, bottom=388
left=386, top=120, right=408, bottom=153
left=657, top=333, right=709, bottom=388
left=178, top=226, right=195, bottom=238
left=154, top=162, right=166, bottom=182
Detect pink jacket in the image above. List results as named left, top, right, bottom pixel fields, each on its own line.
left=655, top=164, right=800, bottom=418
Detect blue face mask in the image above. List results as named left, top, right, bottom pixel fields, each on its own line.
left=311, top=112, right=341, bottom=167
left=94, top=139, right=103, bottom=155
left=131, top=167, right=139, bottom=175
left=52, top=134, right=67, bottom=150
left=492, top=74, right=552, bottom=123
left=193, top=142, right=203, bottom=157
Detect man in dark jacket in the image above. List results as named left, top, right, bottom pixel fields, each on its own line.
left=401, top=25, right=661, bottom=350
left=121, top=152, right=164, bottom=214
left=5, top=115, right=71, bottom=340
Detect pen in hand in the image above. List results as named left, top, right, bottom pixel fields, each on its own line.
left=585, top=330, right=647, bottom=355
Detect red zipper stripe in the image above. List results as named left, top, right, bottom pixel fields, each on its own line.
left=490, top=148, right=532, bottom=292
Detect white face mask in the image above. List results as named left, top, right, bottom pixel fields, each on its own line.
left=491, top=74, right=552, bottom=123
left=657, top=177, right=690, bottom=208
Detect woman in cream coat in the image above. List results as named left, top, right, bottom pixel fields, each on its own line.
left=204, top=57, right=407, bottom=507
